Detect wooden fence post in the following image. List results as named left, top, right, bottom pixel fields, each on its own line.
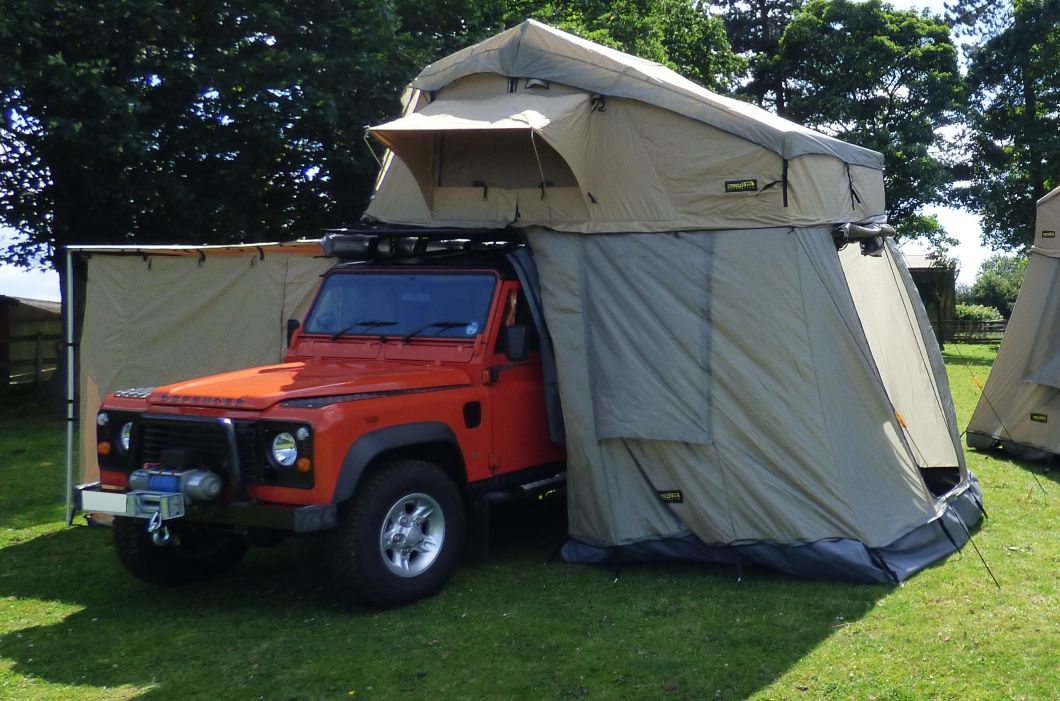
left=35, top=331, right=44, bottom=389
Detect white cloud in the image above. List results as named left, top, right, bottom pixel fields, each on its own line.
left=0, top=227, right=60, bottom=301
left=0, top=264, right=60, bottom=301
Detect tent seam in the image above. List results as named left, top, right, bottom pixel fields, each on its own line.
left=792, top=228, right=858, bottom=537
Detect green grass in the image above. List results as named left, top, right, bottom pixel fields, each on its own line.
left=2, top=346, right=1060, bottom=700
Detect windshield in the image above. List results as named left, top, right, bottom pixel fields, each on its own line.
left=303, top=272, right=498, bottom=341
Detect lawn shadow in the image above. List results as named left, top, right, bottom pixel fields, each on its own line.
left=0, top=504, right=894, bottom=701
left=0, top=416, right=67, bottom=530
left=941, top=343, right=1000, bottom=371
left=972, top=444, right=1060, bottom=493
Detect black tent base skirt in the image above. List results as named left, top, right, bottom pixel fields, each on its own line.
left=561, top=474, right=984, bottom=585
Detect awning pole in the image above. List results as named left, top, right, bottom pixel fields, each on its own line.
left=63, top=247, right=75, bottom=527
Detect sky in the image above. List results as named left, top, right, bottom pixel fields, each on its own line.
left=0, top=0, right=991, bottom=300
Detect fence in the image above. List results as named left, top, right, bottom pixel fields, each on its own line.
left=942, top=319, right=1006, bottom=344
left=1, top=331, right=61, bottom=390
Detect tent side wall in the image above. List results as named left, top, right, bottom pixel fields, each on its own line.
left=839, top=243, right=966, bottom=472
left=529, top=226, right=937, bottom=557
left=78, top=249, right=333, bottom=481
left=968, top=189, right=1060, bottom=455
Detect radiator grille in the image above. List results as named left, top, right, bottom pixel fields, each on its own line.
left=137, top=421, right=261, bottom=485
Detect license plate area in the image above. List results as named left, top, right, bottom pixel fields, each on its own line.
left=79, top=489, right=185, bottom=519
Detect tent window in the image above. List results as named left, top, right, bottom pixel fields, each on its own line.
left=581, top=233, right=713, bottom=445
left=438, top=131, right=578, bottom=190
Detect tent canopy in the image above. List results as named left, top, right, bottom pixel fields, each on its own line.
left=366, top=21, right=886, bottom=233
left=411, top=20, right=883, bottom=169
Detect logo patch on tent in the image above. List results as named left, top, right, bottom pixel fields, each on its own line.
left=657, top=490, right=683, bottom=503
left=724, top=179, right=758, bottom=193
left=1031, top=413, right=1048, bottom=423
left=1043, top=231, right=1056, bottom=238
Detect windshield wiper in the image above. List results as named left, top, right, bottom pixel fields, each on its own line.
left=329, top=320, right=397, bottom=341
left=401, top=321, right=473, bottom=343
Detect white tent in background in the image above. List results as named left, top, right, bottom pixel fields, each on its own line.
left=362, top=20, right=981, bottom=582
left=968, top=186, right=1060, bottom=459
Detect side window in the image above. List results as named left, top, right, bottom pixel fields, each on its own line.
left=494, top=287, right=540, bottom=354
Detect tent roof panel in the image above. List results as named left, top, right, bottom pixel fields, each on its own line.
left=411, top=20, right=884, bottom=170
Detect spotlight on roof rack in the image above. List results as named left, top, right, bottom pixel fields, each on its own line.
left=321, top=233, right=379, bottom=260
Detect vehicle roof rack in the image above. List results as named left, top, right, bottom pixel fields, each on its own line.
left=320, top=226, right=522, bottom=261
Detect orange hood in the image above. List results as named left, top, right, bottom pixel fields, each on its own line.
left=147, top=360, right=472, bottom=411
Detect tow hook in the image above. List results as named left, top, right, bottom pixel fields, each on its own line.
left=146, top=511, right=171, bottom=546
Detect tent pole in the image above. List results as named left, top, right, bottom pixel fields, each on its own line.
left=63, top=247, right=75, bottom=527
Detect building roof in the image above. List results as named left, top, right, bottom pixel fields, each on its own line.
left=0, top=295, right=61, bottom=314
left=903, top=253, right=948, bottom=271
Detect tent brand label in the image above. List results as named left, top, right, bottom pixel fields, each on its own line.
left=724, top=179, right=758, bottom=193
left=1043, top=231, right=1056, bottom=238
left=657, top=490, right=684, bottom=503
left=1032, top=413, right=1048, bottom=423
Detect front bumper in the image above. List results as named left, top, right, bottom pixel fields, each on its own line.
left=74, top=483, right=337, bottom=533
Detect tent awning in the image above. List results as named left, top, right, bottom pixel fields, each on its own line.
left=370, top=92, right=591, bottom=209
left=370, top=92, right=588, bottom=142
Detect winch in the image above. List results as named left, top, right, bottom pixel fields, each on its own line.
left=128, top=468, right=223, bottom=502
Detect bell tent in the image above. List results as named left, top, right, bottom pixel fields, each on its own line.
left=967, top=186, right=1060, bottom=459
left=363, top=20, right=981, bottom=582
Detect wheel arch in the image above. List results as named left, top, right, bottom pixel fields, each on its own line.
left=331, top=422, right=467, bottom=504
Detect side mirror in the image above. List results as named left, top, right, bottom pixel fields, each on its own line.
left=504, top=325, right=530, bottom=362
left=286, top=318, right=301, bottom=347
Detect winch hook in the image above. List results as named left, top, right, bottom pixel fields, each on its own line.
left=146, top=511, right=171, bottom=546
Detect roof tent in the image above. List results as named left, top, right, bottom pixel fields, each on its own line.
left=365, top=20, right=981, bottom=583
left=967, top=186, right=1060, bottom=459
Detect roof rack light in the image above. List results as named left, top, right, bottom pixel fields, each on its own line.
left=320, top=228, right=521, bottom=260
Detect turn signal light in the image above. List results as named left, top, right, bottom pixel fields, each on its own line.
left=296, top=457, right=312, bottom=473
left=97, top=441, right=112, bottom=455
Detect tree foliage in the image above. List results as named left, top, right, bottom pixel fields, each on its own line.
left=0, top=0, right=502, bottom=269
left=964, top=252, right=1029, bottom=318
left=0, top=0, right=744, bottom=273
left=954, top=302, right=1003, bottom=320
left=957, top=0, right=1060, bottom=251
left=711, top=0, right=803, bottom=113
left=778, top=0, right=964, bottom=243
left=507, top=0, right=742, bottom=91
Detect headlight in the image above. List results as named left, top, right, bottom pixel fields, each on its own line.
left=270, top=432, right=298, bottom=467
left=97, top=412, right=110, bottom=426
left=119, top=423, right=133, bottom=452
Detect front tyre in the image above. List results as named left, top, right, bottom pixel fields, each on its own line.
left=327, top=459, right=465, bottom=608
left=112, top=516, right=249, bottom=587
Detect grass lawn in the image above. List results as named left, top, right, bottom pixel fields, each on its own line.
left=2, top=344, right=1059, bottom=700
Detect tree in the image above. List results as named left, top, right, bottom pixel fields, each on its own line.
left=506, top=0, right=742, bottom=91
left=711, top=0, right=803, bottom=114
left=957, top=0, right=1060, bottom=250
left=967, top=252, right=1028, bottom=318
left=777, top=0, right=964, bottom=243
left=0, top=0, right=503, bottom=274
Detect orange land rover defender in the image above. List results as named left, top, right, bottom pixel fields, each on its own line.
left=75, top=232, right=567, bottom=608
